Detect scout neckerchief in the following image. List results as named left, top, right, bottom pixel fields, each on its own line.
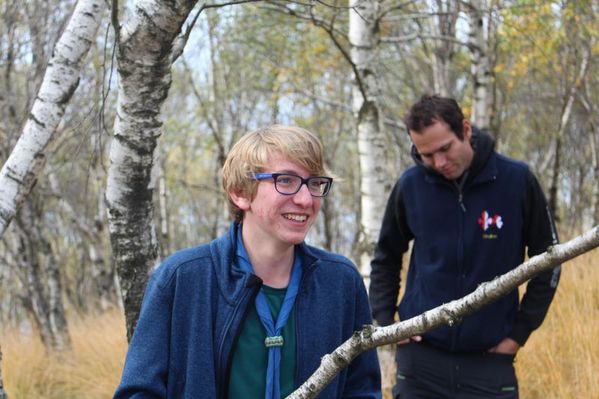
left=236, top=228, right=302, bottom=399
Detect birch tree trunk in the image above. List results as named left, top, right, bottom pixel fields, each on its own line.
left=431, top=0, right=458, bottom=96
left=157, top=154, right=171, bottom=259
left=90, top=182, right=116, bottom=311
left=13, top=197, right=71, bottom=352
left=466, top=0, right=492, bottom=130
left=0, top=0, right=105, bottom=238
left=547, top=46, right=591, bottom=220
left=0, top=0, right=21, bottom=160
left=287, top=225, right=599, bottom=399
left=349, top=0, right=386, bottom=280
left=548, top=137, right=561, bottom=221
left=578, top=56, right=598, bottom=228
left=107, top=0, right=198, bottom=340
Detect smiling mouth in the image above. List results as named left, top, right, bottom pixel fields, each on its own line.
left=283, top=214, right=307, bottom=222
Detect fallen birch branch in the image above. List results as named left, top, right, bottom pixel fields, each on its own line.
left=287, top=225, right=599, bottom=399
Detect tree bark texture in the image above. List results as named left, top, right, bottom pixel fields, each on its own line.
left=548, top=136, right=561, bottom=221
left=577, top=54, right=598, bottom=228
left=547, top=46, right=590, bottom=221
left=349, top=0, right=386, bottom=279
left=466, top=0, right=492, bottom=130
left=431, top=0, right=458, bottom=97
left=287, top=226, right=599, bottom=399
left=0, top=0, right=105, bottom=238
left=157, top=154, right=170, bottom=258
left=14, top=197, right=72, bottom=352
left=106, top=0, right=198, bottom=340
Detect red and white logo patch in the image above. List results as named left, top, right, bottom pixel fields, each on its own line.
left=477, top=210, right=503, bottom=231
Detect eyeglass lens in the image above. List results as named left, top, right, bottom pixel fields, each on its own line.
left=274, top=174, right=331, bottom=196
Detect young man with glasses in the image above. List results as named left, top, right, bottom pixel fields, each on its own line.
left=369, top=95, right=561, bottom=399
left=114, top=125, right=381, bottom=399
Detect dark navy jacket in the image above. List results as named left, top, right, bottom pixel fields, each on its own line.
left=114, top=222, right=381, bottom=398
left=369, top=131, right=561, bottom=352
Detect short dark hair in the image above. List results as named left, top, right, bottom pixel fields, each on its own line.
left=404, top=94, right=465, bottom=140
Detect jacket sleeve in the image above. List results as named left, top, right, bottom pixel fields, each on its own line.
left=113, top=274, right=171, bottom=399
left=509, top=170, right=561, bottom=346
left=342, top=273, right=382, bottom=399
left=369, top=179, right=412, bottom=326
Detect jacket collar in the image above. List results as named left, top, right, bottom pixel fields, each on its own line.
left=209, top=222, right=319, bottom=304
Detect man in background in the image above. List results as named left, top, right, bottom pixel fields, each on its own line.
left=369, top=95, right=560, bottom=398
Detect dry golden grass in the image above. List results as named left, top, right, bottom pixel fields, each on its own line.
left=2, top=309, right=128, bottom=399
left=1, top=248, right=597, bottom=398
left=517, top=249, right=599, bottom=398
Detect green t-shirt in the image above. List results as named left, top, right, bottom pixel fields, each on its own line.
left=228, top=285, right=297, bottom=398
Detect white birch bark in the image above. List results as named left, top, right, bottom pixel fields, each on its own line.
left=431, top=0, right=458, bottom=96
left=157, top=154, right=171, bottom=258
left=0, top=0, right=105, bottom=238
left=106, top=0, right=198, bottom=340
left=45, top=229, right=72, bottom=352
left=466, top=0, right=492, bottom=130
left=287, top=225, right=599, bottom=399
left=548, top=45, right=591, bottom=217
left=349, top=0, right=386, bottom=280
left=577, top=58, right=598, bottom=227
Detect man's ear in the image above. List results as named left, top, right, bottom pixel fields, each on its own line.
left=462, top=119, right=472, bottom=140
left=229, top=190, right=251, bottom=211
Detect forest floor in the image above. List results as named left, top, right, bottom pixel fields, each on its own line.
left=1, top=249, right=598, bottom=399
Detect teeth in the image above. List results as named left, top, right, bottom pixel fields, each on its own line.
left=284, top=214, right=307, bottom=222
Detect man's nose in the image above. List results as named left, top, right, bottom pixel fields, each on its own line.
left=433, top=153, right=447, bottom=168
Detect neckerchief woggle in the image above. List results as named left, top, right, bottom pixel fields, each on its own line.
left=236, top=227, right=302, bottom=399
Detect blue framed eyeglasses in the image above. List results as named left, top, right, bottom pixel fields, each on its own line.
left=253, top=173, right=333, bottom=197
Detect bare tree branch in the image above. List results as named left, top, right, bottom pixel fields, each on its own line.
left=172, top=0, right=262, bottom=61
left=287, top=225, right=599, bottom=399
left=259, top=2, right=348, bottom=38
left=260, top=1, right=371, bottom=99
left=315, top=15, right=370, bottom=100
left=382, top=33, right=469, bottom=47
left=111, top=0, right=120, bottom=42
left=379, top=31, right=418, bottom=42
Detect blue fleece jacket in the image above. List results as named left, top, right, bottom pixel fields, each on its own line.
left=114, top=223, right=381, bottom=398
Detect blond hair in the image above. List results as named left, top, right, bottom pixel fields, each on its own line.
left=222, top=125, right=328, bottom=222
